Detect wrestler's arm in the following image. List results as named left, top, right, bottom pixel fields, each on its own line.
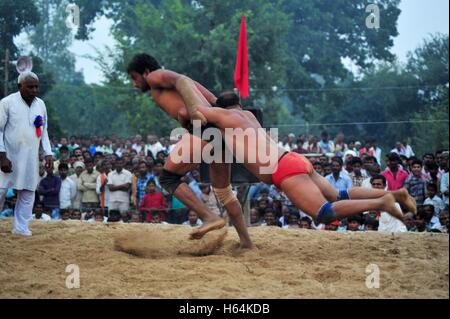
left=194, top=82, right=217, bottom=107
left=147, top=70, right=208, bottom=124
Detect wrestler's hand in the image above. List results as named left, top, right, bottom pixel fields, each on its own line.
left=0, top=157, right=12, bottom=173
left=190, top=110, right=208, bottom=126
left=44, top=155, right=53, bottom=170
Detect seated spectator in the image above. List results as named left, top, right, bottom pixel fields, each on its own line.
left=423, top=183, right=445, bottom=216
left=322, top=163, right=332, bottom=177
left=412, top=211, right=427, bottom=232
left=382, top=152, right=409, bottom=191
left=94, top=210, right=107, bottom=223
left=38, top=165, right=62, bottom=219
left=404, top=159, right=427, bottom=205
left=325, top=220, right=340, bottom=231
left=256, top=199, right=270, bottom=217
left=151, top=211, right=168, bottom=224
left=249, top=208, right=261, bottom=227
left=32, top=203, right=51, bottom=221
left=439, top=209, right=449, bottom=233
left=349, top=157, right=367, bottom=187
left=60, top=209, right=71, bottom=221
left=299, top=216, right=313, bottom=230
left=183, top=210, right=203, bottom=227
left=423, top=204, right=441, bottom=230
left=364, top=218, right=379, bottom=231
left=261, top=208, right=282, bottom=227
left=347, top=215, right=363, bottom=231
left=283, top=211, right=301, bottom=229
left=130, top=211, right=143, bottom=223
left=140, top=179, right=167, bottom=222
left=278, top=206, right=292, bottom=227
left=256, top=187, right=273, bottom=205
left=71, top=209, right=82, bottom=220
left=403, top=212, right=416, bottom=231
left=107, top=210, right=122, bottom=223
left=426, top=162, right=441, bottom=191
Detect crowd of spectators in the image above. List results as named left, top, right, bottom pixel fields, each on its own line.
left=1, top=132, right=448, bottom=234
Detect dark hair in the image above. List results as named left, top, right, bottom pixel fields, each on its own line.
left=351, top=157, right=363, bottom=166
left=370, top=174, right=387, bottom=186
left=59, top=145, right=69, bottom=152
left=216, top=91, right=241, bottom=108
left=154, top=159, right=165, bottom=166
left=362, top=155, right=377, bottom=164
left=331, top=157, right=343, bottom=166
left=94, top=152, right=104, bottom=158
left=411, top=159, right=423, bottom=167
left=127, top=53, right=161, bottom=75
left=364, top=218, right=379, bottom=228
left=146, top=179, right=156, bottom=187
left=300, top=216, right=312, bottom=225
left=347, top=215, right=362, bottom=224
left=427, top=162, right=439, bottom=170
left=58, top=163, right=69, bottom=170
left=423, top=153, right=435, bottom=159
left=427, top=183, right=438, bottom=191
left=321, top=131, right=328, bottom=137
left=84, top=158, right=93, bottom=164
left=264, top=208, right=274, bottom=215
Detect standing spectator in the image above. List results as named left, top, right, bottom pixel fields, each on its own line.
left=69, top=161, right=84, bottom=210
left=58, top=163, right=76, bottom=210
left=132, top=161, right=153, bottom=207
left=441, top=170, right=449, bottom=208
left=0, top=72, right=53, bottom=236
left=325, top=158, right=353, bottom=192
left=391, top=142, right=407, bottom=157
left=140, top=179, right=167, bottom=222
left=381, top=153, right=409, bottom=191
left=426, top=162, right=441, bottom=192
left=132, top=134, right=144, bottom=154
left=404, top=159, right=427, bottom=205
left=359, top=141, right=374, bottom=158
left=107, top=157, right=132, bottom=217
left=38, top=165, right=61, bottom=219
left=78, top=159, right=100, bottom=210
left=421, top=153, right=436, bottom=178
left=199, top=184, right=222, bottom=217
left=307, top=135, right=320, bottom=153
left=349, top=157, right=366, bottom=187
left=145, top=135, right=165, bottom=159
left=96, top=161, right=111, bottom=212
left=402, top=139, right=415, bottom=158
left=424, top=183, right=445, bottom=217
left=319, top=131, right=334, bottom=154
left=370, top=139, right=382, bottom=165
left=183, top=210, right=203, bottom=227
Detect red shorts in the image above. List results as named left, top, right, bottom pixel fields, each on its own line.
left=272, top=152, right=313, bottom=189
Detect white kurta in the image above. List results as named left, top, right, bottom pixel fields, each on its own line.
left=0, top=92, right=53, bottom=191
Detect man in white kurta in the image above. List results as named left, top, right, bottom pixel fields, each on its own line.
left=0, top=72, right=53, bottom=236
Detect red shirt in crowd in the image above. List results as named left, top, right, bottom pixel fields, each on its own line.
left=381, top=167, right=409, bottom=191
left=139, top=191, right=167, bottom=221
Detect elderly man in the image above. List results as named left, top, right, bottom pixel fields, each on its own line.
left=0, top=72, right=53, bottom=236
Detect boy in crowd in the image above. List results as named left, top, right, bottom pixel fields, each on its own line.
left=32, top=202, right=51, bottom=221
left=423, top=183, right=445, bottom=217
left=349, top=157, right=366, bottom=187
left=346, top=215, right=363, bottom=231
left=299, top=216, right=313, bottom=229
left=283, top=211, right=300, bottom=229
left=183, top=210, right=203, bottom=227
left=404, top=160, right=427, bottom=205
left=249, top=208, right=261, bottom=227
left=261, top=209, right=282, bottom=227
left=140, top=179, right=167, bottom=222
left=38, top=164, right=62, bottom=219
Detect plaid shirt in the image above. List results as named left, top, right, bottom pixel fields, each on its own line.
left=404, top=174, right=427, bottom=205
left=349, top=172, right=367, bottom=187
left=136, top=173, right=153, bottom=206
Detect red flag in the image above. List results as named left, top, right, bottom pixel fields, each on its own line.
left=234, top=16, right=249, bottom=99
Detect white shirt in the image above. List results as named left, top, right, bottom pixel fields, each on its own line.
left=145, top=142, right=165, bottom=159
left=0, top=92, right=53, bottom=191
left=32, top=213, right=51, bottom=221
left=59, top=177, right=77, bottom=209
left=107, top=169, right=132, bottom=203
left=378, top=203, right=407, bottom=233
left=424, top=196, right=445, bottom=216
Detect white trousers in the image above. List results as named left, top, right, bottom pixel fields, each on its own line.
left=0, top=188, right=6, bottom=211
left=13, top=190, right=35, bottom=234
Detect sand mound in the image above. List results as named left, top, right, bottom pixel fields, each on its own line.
left=114, top=227, right=228, bottom=258
left=0, top=219, right=448, bottom=298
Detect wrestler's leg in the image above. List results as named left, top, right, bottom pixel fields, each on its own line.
left=210, top=161, right=254, bottom=249
left=309, top=171, right=416, bottom=213
left=164, top=134, right=225, bottom=238
left=280, top=174, right=404, bottom=222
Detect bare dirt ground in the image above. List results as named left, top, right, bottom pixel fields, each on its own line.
left=0, top=218, right=448, bottom=298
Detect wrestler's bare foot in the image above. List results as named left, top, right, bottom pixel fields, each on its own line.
left=240, top=242, right=256, bottom=250
left=190, top=217, right=226, bottom=240
left=381, top=193, right=405, bottom=222
left=392, top=188, right=417, bottom=215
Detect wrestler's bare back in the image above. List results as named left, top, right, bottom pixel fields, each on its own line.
left=197, top=105, right=286, bottom=184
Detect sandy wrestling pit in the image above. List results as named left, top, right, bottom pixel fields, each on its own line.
left=0, top=219, right=448, bottom=298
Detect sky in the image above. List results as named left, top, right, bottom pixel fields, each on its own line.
left=19, top=0, right=450, bottom=84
